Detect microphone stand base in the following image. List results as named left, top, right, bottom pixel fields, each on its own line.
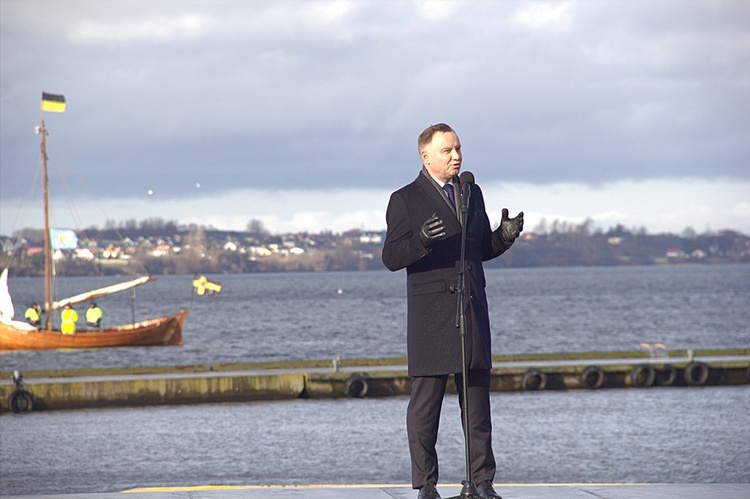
left=446, top=480, right=479, bottom=499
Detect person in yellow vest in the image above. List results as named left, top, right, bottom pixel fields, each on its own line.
left=86, top=302, right=103, bottom=330
left=25, top=303, right=44, bottom=328
left=60, top=304, right=78, bottom=334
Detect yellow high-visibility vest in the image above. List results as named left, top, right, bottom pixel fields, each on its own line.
left=61, top=308, right=78, bottom=334
left=86, top=306, right=102, bottom=324
left=25, top=307, right=41, bottom=324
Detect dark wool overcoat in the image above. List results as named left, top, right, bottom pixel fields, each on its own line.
left=382, top=170, right=512, bottom=377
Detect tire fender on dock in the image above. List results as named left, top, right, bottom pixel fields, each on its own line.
left=521, top=368, right=547, bottom=391
left=657, top=364, right=677, bottom=386
left=344, top=374, right=371, bottom=398
left=630, top=364, right=656, bottom=388
left=684, top=362, right=709, bottom=386
left=581, top=366, right=605, bottom=389
left=8, top=390, right=34, bottom=413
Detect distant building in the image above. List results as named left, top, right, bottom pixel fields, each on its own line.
left=74, top=248, right=96, bottom=260
left=359, top=233, right=382, bottom=244
left=665, top=248, right=684, bottom=258
left=150, top=245, right=172, bottom=257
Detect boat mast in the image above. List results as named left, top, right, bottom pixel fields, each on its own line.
left=40, top=120, right=53, bottom=330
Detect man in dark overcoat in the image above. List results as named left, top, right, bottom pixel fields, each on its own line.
left=382, top=123, right=523, bottom=499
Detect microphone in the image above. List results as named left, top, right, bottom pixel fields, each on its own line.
left=459, top=171, right=474, bottom=213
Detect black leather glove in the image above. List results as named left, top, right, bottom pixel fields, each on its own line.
left=499, top=208, right=524, bottom=244
left=420, top=213, right=446, bottom=247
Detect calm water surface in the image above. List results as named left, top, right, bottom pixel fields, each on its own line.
left=0, top=265, right=748, bottom=495
left=1, top=264, right=748, bottom=371
left=2, top=387, right=749, bottom=495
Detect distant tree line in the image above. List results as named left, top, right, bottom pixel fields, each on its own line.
left=486, top=218, right=748, bottom=268
left=3, top=216, right=748, bottom=277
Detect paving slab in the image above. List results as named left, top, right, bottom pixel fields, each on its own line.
left=5, top=483, right=750, bottom=499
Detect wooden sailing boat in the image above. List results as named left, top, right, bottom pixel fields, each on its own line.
left=0, top=94, right=187, bottom=351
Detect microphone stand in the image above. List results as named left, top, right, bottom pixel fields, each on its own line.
left=448, top=180, right=479, bottom=499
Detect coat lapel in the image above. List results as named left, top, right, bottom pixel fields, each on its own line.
left=416, top=173, right=461, bottom=229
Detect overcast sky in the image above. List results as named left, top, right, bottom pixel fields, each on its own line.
left=1, top=0, right=748, bottom=237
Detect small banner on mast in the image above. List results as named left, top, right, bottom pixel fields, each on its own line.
left=42, top=92, right=66, bottom=113
left=50, top=229, right=78, bottom=250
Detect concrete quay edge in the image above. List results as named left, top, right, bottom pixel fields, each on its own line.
left=4, top=483, right=750, bottom=499
left=2, top=350, right=749, bottom=412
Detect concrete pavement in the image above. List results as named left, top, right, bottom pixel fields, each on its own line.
left=6, top=483, right=750, bottom=498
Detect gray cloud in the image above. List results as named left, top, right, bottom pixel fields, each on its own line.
left=1, top=0, right=748, bottom=205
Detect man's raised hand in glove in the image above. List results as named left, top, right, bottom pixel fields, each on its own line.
left=420, top=212, right=446, bottom=247
left=498, top=208, right=524, bottom=244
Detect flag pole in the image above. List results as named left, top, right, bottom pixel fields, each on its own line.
left=40, top=118, right=53, bottom=330
left=39, top=92, right=65, bottom=329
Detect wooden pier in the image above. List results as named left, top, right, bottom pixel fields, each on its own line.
left=2, top=348, right=748, bottom=413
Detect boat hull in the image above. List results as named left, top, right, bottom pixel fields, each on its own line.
left=0, top=310, right=187, bottom=351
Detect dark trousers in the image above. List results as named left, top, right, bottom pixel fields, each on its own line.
left=407, top=369, right=496, bottom=488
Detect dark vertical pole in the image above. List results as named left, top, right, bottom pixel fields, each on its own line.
left=41, top=120, right=53, bottom=330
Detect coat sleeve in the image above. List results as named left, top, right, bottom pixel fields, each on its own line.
left=484, top=223, right=513, bottom=260
left=382, top=190, right=431, bottom=271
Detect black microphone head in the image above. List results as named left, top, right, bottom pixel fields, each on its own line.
left=459, top=171, right=474, bottom=185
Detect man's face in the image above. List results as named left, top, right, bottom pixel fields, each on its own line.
left=422, top=131, right=461, bottom=183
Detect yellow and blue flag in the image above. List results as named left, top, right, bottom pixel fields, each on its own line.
left=50, top=229, right=78, bottom=249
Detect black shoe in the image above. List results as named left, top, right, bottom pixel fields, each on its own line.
left=476, top=480, right=503, bottom=499
left=418, top=482, right=441, bottom=499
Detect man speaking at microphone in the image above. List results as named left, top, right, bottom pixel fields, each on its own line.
left=382, top=123, right=524, bottom=499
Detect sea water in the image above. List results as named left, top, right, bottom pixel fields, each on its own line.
left=0, top=265, right=748, bottom=495
left=2, top=264, right=748, bottom=371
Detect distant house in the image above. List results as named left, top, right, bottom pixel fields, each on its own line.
left=74, top=248, right=96, bottom=261
left=150, top=245, right=172, bottom=257
left=249, top=246, right=272, bottom=257
left=102, top=246, right=123, bottom=259
left=359, top=233, right=382, bottom=244
left=665, top=247, right=684, bottom=258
